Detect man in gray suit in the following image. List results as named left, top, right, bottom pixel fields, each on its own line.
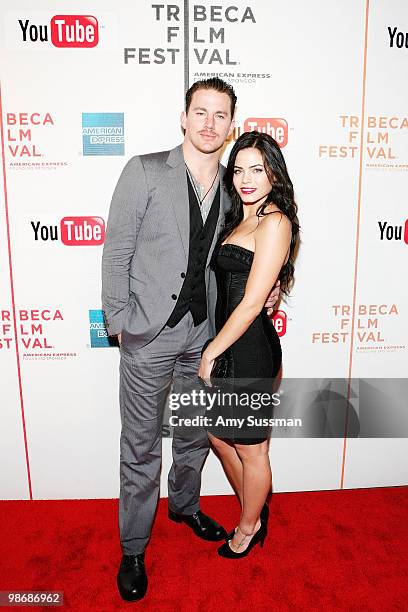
left=102, top=78, right=278, bottom=601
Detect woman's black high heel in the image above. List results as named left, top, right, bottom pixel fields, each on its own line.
left=260, top=502, right=269, bottom=526
left=217, top=522, right=267, bottom=559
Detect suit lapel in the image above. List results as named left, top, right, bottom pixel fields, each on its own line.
left=206, top=165, right=227, bottom=266
left=166, top=145, right=189, bottom=259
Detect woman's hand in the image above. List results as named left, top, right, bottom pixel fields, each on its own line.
left=198, top=349, right=215, bottom=385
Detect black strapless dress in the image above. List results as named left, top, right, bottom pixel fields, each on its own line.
left=206, top=243, right=282, bottom=445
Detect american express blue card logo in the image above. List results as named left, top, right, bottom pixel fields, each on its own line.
left=82, top=112, right=124, bottom=156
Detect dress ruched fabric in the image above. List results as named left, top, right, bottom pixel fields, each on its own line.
left=207, top=243, right=282, bottom=445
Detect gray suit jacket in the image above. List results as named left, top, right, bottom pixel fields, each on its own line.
left=101, top=144, right=231, bottom=349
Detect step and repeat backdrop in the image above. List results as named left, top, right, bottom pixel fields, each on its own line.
left=1, top=1, right=407, bottom=500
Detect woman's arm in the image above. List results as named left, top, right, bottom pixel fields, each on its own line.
left=199, top=213, right=291, bottom=379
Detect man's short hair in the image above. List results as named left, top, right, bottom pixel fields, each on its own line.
left=185, top=77, right=237, bottom=118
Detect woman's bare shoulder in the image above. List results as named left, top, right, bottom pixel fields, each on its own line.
left=257, top=208, right=291, bottom=234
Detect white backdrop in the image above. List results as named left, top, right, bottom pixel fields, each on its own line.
left=1, top=0, right=407, bottom=500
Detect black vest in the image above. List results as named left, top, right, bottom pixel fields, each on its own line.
left=166, top=175, right=220, bottom=328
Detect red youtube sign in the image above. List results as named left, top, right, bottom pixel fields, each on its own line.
left=50, top=15, right=98, bottom=48
left=244, top=118, right=288, bottom=147
left=60, top=217, right=105, bottom=246
left=271, top=310, right=287, bottom=337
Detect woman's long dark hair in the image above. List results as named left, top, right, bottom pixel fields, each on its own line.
left=222, top=131, right=300, bottom=296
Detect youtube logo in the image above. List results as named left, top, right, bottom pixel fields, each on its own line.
left=31, top=217, right=105, bottom=246
left=50, top=16, right=98, bottom=48
left=271, top=310, right=287, bottom=337
left=244, top=118, right=288, bottom=147
left=60, top=217, right=105, bottom=245
left=378, top=219, right=408, bottom=244
left=19, top=15, right=99, bottom=48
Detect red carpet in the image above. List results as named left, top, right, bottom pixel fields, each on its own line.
left=1, top=488, right=407, bottom=611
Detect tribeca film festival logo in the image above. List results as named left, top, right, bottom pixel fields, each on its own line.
left=82, top=113, right=124, bottom=156
left=318, top=115, right=408, bottom=171
left=311, top=304, right=405, bottom=354
left=378, top=220, right=408, bottom=244
left=18, top=15, right=98, bottom=47
left=89, top=310, right=118, bottom=348
left=232, top=118, right=288, bottom=147
left=31, top=217, right=105, bottom=246
left=0, top=309, right=77, bottom=360
left=6, top=111, right=67, bottom=171
left=124, top=4, right=255, bottom=65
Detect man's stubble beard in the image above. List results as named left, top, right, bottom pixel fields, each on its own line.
left=192, top=137, right=224, bottom=157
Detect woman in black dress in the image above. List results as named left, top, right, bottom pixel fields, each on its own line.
left=198, top=131, right=299, bottom=558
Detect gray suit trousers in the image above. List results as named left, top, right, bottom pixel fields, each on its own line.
left=119, top=312, right=210, bottom=555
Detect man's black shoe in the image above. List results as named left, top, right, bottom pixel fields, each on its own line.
left=117, top=553, right=148, bottom=602
left=168, top=509, right=227, bottom=541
